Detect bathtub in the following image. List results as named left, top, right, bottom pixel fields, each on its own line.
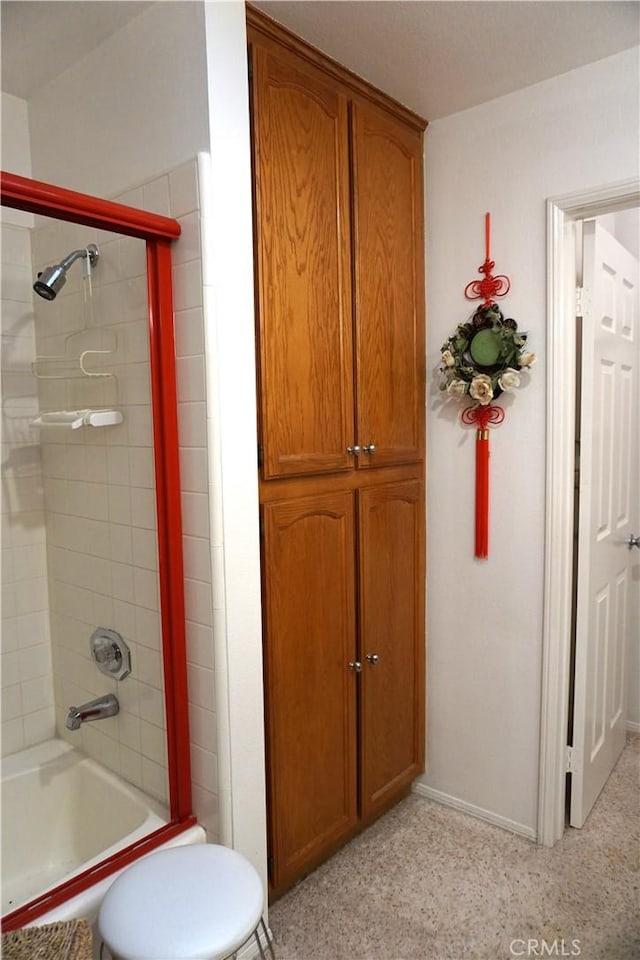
left=1, top=739, right=205, bottom=935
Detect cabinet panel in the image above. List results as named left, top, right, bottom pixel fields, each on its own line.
left=252, top=45, right=354, bottom=479
left=352, top=103, right=425, bottom=468
left=358, top=480, right=425, bottom=817
left=262, top=492, right=358, bottom=888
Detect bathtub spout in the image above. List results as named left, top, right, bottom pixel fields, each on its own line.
left=66, top=694, right=119, bottom=730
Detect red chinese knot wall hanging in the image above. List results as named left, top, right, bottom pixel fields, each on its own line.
left=439, top=213, right=536, bottom=558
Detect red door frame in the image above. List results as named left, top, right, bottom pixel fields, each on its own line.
left=1, top=171, right=196, bottom=931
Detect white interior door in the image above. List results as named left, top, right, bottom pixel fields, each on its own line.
left=571, top=220, right=639, bottom=828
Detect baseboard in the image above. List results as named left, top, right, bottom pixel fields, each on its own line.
left=626, top=720, right=640, bottom=735
left=412, top=782, right=537, bottom=841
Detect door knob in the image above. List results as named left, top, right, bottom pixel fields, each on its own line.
left=365, top=653, right=379, bottom=664
left=362, top=443, right=376, bottom=455
left=347, top=445, right=361, bottom=456
left=629, top=534, right=640, bottom=550
left=348, top=660, right=362, bottom=672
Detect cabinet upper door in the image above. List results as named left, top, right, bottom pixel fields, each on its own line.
left=251, top=44, right=354, bottom=479
left=351, top=102, right=426, bottom=468
left=262, top=491, right=358, bottom=891
left=358, top=480, right=425, bottom=818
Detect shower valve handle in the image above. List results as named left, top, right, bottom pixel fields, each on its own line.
left=90, top=628, right=131, bottom=681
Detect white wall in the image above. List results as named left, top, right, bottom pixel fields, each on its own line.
left=27, top=2, right=209, bottom=197
left=1, top=92, right=33, bottom=228
left=201, top=0, right=266, bottom=886
left=1, top=92, right=32, bottom=177
left=421, top=48, right=640, bottom=834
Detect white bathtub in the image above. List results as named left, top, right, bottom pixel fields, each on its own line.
left=1, top=739, right=205, bottom=936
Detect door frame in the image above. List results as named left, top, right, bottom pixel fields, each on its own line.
left=538, top=177, right=640, bottom=847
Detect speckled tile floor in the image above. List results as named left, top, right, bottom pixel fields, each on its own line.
left=268, top=735, right=639, bottom=960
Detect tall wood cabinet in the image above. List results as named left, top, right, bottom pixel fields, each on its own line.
left=248, top=7, right=427, bottom=896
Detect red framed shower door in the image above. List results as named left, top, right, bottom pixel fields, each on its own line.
left=1, top=171, right=196, bottom=931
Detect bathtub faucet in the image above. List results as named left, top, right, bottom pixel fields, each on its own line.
left=66, top=694, right=119, bottom=730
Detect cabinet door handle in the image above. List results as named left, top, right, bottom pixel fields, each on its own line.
left=348, top=660, right=362, bottom=672
left=362, top=443, right=376, bottom=455
left=365, top=653, right=379, bottom=664
left=347, top=445, right=361, bottom=456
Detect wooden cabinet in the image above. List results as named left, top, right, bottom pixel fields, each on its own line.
left=358, top=481, right=425, bottom=818
left=352, top=104, right=425, bottom=469
left=252, top=43, right=354, bottom=480
left=262, top=492, right=358, bottom=888
left=248, top=7, right=427, bottom=896
left=262, top=480, right=424, bottom=892
left=251, top=34, right=425, bottom=481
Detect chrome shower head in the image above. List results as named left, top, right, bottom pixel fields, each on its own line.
left=33, top=244, right=99, bottom=301
left=34, top=263, right=67, bottom=300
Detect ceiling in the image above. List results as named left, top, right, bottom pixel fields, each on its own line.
left=1, top=1, right=638, bottom=119
left=1, top=1, right=153, bottom=100
left=253, top=1, right=640, bottom=119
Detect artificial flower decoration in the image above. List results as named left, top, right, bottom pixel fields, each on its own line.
left=439, top=214, right=535, bottom=559
left=438, top=302, right=535, bottom=404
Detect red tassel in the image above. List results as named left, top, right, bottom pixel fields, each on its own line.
left=461, top=403, right=505, bottom=560
left=475, top=429, right=489, bottom=558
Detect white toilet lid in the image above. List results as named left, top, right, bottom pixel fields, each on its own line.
left=98, top=844, right=265, bottom=960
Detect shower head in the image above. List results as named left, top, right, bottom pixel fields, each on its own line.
left=33, top=263, right=68, bottom=301
left=33, top=244, right=99, bottom=301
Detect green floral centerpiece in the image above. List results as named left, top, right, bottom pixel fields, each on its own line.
left=439, top=303, right=536, bottom=406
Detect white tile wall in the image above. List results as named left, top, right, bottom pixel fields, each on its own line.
left=31, top=213, right=170, bottom=806
left=167, top=160, right=219, bottom=840
left=1, top=220, right=55, bottom=757
left=3, top=159, right=219, bottom=839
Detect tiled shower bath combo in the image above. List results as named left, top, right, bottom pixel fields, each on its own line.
left=1, top=158, right=220, bottom=930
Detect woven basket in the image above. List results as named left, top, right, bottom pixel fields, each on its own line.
left=2, top=918, right=93, bottom=960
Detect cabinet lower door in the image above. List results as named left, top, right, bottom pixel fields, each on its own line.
left=262, top=491, right=358, bottom=889
left=358, top=480, right=425, bottom=818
